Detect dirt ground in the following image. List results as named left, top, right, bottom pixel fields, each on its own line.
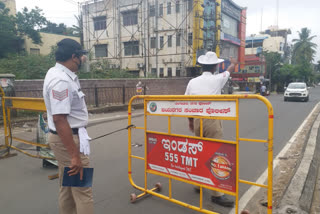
left=244, top=107, right=320, bottom=214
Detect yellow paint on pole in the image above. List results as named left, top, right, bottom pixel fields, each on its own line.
left=127, top=94, right=274, bottom=214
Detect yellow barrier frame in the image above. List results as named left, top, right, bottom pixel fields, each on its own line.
left=128, top=95, right=273, bottom=214
left=0, top=86, right=54, bottom=160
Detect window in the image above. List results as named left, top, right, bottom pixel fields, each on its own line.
left=255, top=66, right=260, bottom=73
left=151, top=68, right=157, bottom=76
left=160, top=36, right=164, bottom=48
left=30, top=48, right=40, bottom=55
left=176, top=1, right=180, bottom=13
left=122, top=10, right=138, bottom=26
left=176, top=33, right=181, bottom=47
left=188, top=33, right=193, bottom=46
left=149, top=5, right=155, bottom=17
left=188, top=0, right=193, bottom=12
left=160, top=68, right=164, bottom=77
left=95, top=44, right=108, bottom=58
left=168, top=35, right=172, bottom=47
left=167, top=2, right=171, bottom=14
left=150, top=37, right=156, bottom=49
left=124, top=41, right=139, bottom=56
left=159, top=4, right=163, bottom=16
left=93, top=16, right=106, bottom=31
left=176, top=68, right=181, bottom=77
left=221, top=14, right=238, bottom=38
left=168, top=67, right=172, bottom=77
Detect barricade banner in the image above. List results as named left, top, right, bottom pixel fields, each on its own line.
left=147, top=100, right=236, bottom=117
left=147, top=133, right=236, bottom=193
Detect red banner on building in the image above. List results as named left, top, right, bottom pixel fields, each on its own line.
left=147, top=133, right=236, bottom=193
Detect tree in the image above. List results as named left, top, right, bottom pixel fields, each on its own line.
left=316, top=60, right=320, bottom=72
left=292, top=28, right=317, bottom=65
left=262, top=51, right=282, bottom=91
left=16, top=7, right=48, bottom=44
left=0, top=2, right=23, bottom=58
left=73, top=15, right=84, bottom=47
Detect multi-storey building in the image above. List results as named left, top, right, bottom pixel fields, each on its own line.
left=236, top=27, right=291, bottom=83
left=82, top=0, right=246, bottom=77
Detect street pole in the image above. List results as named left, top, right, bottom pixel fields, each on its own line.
left=269, top=64, right=272, bottom=92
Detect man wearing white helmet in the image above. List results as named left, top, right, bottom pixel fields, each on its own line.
left=185, top=51, right=237, bottom=207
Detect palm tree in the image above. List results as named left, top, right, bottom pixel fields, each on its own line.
left=292, top=28, right=317, bottom=65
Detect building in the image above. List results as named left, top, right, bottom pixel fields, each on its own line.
left=23, top=32, right=80, bottom=55
left=234, top=26, right=291, bottom=89
left=1, top=0, right=80, bottom=56
left=1, top=0, right=16, bottom=16
left=81, top=0, right=246, bottom=77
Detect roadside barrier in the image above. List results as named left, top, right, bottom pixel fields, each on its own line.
left=0, top=86, right=53, bottom=160
left=127, top=95, right=274, bottom=214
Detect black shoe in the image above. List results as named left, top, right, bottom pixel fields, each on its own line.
left=211, top=195, right=234, bottom=207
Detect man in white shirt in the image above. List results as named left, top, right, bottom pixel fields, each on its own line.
left=43, top=39, right=93, bottom=214
left=185, top=51, right=237, bottom=207
left=261, top=84, right=267, bottom=96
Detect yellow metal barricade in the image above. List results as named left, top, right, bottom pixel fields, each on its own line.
left=0, top=86, right=54, bottom=160
left=128, top=95, right=273, bottom=214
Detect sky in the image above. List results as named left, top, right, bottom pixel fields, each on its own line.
left=15, top=0, right=320, bottom=62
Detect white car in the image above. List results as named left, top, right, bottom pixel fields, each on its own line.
left=284, top=82, right=309, bottom=102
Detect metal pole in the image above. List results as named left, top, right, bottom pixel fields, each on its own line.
left=215, top=0, right=221, bottom=57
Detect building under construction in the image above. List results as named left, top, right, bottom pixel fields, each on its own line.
left=81, top=0, right=246, bottom=77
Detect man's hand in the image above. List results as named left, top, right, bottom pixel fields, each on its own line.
left=226, top=57, right=238, bottom=72
left=68, top=154, right=83, bottom=180
left=53, top=114, right=84, bottom=180
left=229, top=57, right=238, bottom=65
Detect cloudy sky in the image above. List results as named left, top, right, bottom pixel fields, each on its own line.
left=15, top=0, right=320, bottom=62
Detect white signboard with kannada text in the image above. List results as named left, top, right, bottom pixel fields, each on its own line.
left=147, top=101, right=236, bottom=117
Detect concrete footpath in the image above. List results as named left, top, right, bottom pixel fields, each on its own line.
left=274, top=105, right=320, bottom=214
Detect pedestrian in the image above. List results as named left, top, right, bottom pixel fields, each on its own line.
left=261, top=84, right=266, bottom=96
left=185, top=51, right=237, bottom=207
left=43, top=38, right=93, bottom=214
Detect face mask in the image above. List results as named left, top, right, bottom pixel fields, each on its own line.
left=76, top=56, right=82, bottom=70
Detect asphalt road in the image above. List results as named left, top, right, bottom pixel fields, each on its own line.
left=1, top=87, right=320, bottom=214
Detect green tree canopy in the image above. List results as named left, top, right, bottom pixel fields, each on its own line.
left=292, top=28, right=317, bottom=64
left=316, top=60, right=320, bottom=72
left=0, top=2, right=23, bottom=58
left=16, top=7, right=48, bottom=44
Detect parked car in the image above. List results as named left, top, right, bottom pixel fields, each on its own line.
left=284, top=82, right=309, bottom=102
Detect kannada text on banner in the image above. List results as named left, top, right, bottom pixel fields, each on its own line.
left=147, top=100, right=236, bottom=117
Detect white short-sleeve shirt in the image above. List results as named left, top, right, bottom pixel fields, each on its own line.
left=185, top=71, right=230, bottom=95
left=43, top=63, right=88, bottom=131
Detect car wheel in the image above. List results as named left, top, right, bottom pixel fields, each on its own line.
left=284, top=97, right=287, bottom=102
left=305, top=96, right=309, bottom=102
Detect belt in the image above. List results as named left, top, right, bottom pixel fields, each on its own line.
left=49, top=128, right=79, bottom=135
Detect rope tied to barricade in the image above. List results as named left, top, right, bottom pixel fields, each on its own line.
left=90, top=124, right=135, bottom=141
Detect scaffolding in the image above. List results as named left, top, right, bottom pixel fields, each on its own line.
left=80, top=0, right=217, bottom=77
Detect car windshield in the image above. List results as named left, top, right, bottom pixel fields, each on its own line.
left=288, top=83, right=306, bottom=89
